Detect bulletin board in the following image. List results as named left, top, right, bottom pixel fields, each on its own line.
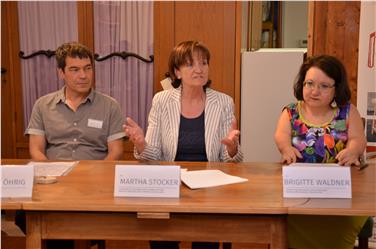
left=357, top=2, right=376, bottom=152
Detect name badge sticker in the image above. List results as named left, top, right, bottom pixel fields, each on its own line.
left=114, top=165, right=180, bottom=198
left=87, top=119, right=103, bottom=129
left=1, top=165, right=34, bottom=198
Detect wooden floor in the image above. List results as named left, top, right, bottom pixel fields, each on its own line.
left=1, top=235, right=268, bottom=249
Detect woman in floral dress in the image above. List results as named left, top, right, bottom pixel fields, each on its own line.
left=274, top=55, right=367, bottom=249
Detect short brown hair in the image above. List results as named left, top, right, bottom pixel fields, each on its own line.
left=293, top=55, right=351, bottom=107
left=55, top=42, right=94, bottom=71
left=168, top=40, right=211, bottom=88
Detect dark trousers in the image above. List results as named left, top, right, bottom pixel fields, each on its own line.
left=46, top=240, right=74, bottom=249
left=149, top=241, right=220, bottom=249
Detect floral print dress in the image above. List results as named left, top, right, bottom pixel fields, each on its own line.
left=286, top=101, right=350, bottom=163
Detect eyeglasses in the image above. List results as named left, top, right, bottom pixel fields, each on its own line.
left=303, top=81, right=335, bottom=92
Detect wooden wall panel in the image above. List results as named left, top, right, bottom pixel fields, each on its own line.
left=174, top=2, right=235, bottom=96
left=308, top=1, right=360, bottom=105
left=77, top=1, right=94, bottom=52
left=234, top=2, right=242, bottom=122
left=248, top=2, right=263, bottom=50
left=1, top=3, right=15, bottom=158
left=1, top=2, right=23, bottom=159
left=153, top=2, right=175, bottom=93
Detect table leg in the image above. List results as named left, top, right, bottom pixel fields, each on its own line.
left=270, top=216, right=288, bottom=249
left=26, top=213, right=42, bottom=249
left=75, top=240, right=91, bottom=249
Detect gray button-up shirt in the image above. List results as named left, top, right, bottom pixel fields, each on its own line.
left=25, top=87, right=125, bottom=160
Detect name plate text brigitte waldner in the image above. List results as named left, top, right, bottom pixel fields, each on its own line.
left=283, top=163, right=351, bottom=198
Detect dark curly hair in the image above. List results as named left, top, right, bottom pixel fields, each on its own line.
left=56, top=42, right=94, bottom=72
left=168, top=40, right=212, bottom=88
left=293, top=55, right=351, bottom=107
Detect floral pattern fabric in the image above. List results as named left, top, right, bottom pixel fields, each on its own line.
left=286, top=101, right=350, bottom=163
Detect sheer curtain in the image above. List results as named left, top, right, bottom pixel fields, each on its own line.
left=94, top=1, right=153, bottom=130
left=18, top=2, right=153, bottom=130
left=18, top=2, right=78, bottom=129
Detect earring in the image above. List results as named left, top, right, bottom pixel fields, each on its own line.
left=331, top=100, right=337, bottom=108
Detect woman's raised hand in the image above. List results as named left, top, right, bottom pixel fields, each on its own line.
left=123, top=117, right=146, bottom=154
left=221, top=119, right=240, bottom=157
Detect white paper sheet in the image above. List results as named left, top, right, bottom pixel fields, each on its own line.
left=181, top=169, right=248, bottom=189
left=28, top=161, right=78, bottom=176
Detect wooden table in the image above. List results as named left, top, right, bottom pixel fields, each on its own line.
left=2, top=160, right=375, bottom=249
left=289, top=164, right=376, bottom=216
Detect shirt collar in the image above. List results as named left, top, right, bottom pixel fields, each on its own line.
left=54, top=86, right=95, bottom=105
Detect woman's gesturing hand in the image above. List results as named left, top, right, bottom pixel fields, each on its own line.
left=123, top=117, right=146, bottom=154
left=221, top=119, right=240, bottom=157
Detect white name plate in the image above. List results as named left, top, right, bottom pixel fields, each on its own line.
left=1, top=165, right=34, bottom=198
left=114, top=165, right=180, bottom=198
left=283, top=163, right=351, bottom=198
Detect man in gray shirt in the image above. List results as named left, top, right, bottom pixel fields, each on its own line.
left=25, top=42, right=125, bottom=160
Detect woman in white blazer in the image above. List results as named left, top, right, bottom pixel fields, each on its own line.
left=124, top=41, right=243, bottom=249
left=125, top=41, right=243, bottom=163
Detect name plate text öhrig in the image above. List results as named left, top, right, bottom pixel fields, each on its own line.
left=1, top=165, right=34, bottom=198
left=283, top=163, right=351, bottom=198
left=114, top=165, right=180, bottom=198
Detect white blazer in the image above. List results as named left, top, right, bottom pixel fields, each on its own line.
left=135, top=87, right=243, bottom=162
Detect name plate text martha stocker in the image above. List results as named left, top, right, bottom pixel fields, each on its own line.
left=114, top=165, right=180, bottom=198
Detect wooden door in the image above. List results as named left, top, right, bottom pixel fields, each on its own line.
left=154, top=1, right=242, bottom=120
left=1, top=2, right=23, bottom=158
left=308, top=1, right=361, bottom=105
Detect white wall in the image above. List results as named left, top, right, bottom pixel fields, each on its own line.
left=282, top=2, right=308, bottom=48
left=241, top=49, right=306, bottom=162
